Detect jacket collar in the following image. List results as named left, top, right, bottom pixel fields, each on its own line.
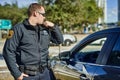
left=23, top=18, right=48, bottom=31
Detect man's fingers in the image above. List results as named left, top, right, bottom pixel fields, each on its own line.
left=43, top=21, right=54, bottom=27
left=23, top=73, right=29, bottom=77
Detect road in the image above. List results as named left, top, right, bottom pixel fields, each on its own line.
left=49, top=34, right=89, bottom=56
left=0, top=34, right=88, bottom=80
left=0, top=34, right=88, bottom=67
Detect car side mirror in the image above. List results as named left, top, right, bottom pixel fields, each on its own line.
left=59, top=51, right=70, bottom=61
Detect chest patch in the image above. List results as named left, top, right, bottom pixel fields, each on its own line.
left=7, top=30, right=14, bottom=39
left=43, top=30, right=48, bottom=35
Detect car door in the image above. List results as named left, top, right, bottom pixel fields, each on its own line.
left=55, top=33, right=109, bottom=80
left=70, top=37, right=108, bottom=80
left=74, top=33, right=119, bottom=80
left=53, top=61, right=80, bottom=80
left=94, top=35, right=120, bottom=80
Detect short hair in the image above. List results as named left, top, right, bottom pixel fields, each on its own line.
left=27, top=3, right=42, bottom=17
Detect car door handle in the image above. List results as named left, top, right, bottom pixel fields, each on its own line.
left=80, top=74, right=90, bottom=80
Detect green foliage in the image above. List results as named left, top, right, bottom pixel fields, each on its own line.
left=0, top=0, right=103, bottom=32
left=117, top=21, right=120, bottom=26
left=0, top=5, right=27, bottom=26
left=39, top=0, right=103, bottom=32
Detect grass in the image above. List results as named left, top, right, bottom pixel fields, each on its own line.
left=0, top=66, right=13, bottom=80
left=55, top=74, right=80, bottom=80
left=0, top=72, right=13, bottom=80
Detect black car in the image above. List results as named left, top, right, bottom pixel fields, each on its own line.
left=51, top=27, right=120, bottom=80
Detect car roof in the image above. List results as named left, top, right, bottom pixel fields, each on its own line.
left=85, top=27, right=120, bottom=39
left=94, top=27, right=120, bottom=34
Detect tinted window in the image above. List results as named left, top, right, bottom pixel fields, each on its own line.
left=107, top=36, right=120, bottom=66
left=74, top=38, right=107, bottom=63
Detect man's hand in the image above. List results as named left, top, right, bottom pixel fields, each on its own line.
left=43, top=21, right=54, bottom=28
left=17, top=73, right=29, bottom=80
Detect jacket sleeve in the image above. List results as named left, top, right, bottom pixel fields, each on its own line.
left=3, top=25, right=22, bottom=79
left=50, top=25, right=63, bottom=44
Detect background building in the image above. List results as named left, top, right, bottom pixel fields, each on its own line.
left=96, top=0, right=118, bottom=24
left=96, top=0, right=106, bottom=24
left=118, top=0, right=120, bottom=21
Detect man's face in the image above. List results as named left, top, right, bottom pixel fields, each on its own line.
left=36, top=6, right=45, bottom=24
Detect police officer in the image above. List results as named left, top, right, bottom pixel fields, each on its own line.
left=3, top=3, right=63, bottom=80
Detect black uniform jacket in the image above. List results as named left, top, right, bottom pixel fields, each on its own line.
left=3, top=19, right=63, bottom=79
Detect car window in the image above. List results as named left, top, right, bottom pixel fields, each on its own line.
left=74, top=37, right=107, bottom=63
left=107, top=36, right=120, bottom=66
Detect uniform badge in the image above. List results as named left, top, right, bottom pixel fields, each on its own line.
left=7, top=30, right=14, bottom=39
left=43, top=30, right=48, bottom=35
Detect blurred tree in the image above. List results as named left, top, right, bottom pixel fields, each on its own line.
left=0, top=0, right=103, bottom=32
left=117, top=21, right=120, bottom=26
left=37, top=0, right=103, bottom=32
left=0, top=4, right=27, bottom=26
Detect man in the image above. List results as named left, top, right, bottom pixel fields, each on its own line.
left=3, top=3, right=63, bottom=80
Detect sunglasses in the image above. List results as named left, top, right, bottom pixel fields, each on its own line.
left=37, top=11, right=45, bottom=17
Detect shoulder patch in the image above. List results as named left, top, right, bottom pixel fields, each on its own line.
left=7, top=30, right=14, bottom=39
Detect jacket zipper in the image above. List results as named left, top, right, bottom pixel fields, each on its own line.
left=38, top=27, right=41, bottom=65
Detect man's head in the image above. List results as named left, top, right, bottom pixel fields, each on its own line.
left=28, top=3, right=45, bottom=25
